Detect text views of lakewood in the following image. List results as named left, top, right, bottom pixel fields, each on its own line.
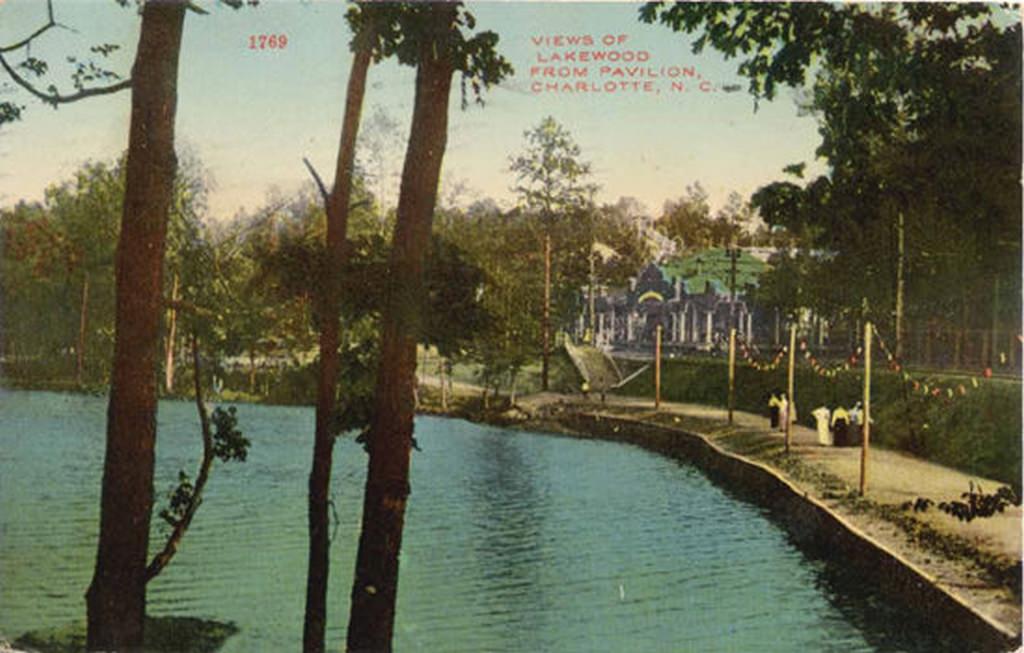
left=528, top=32, right=738, bottom=95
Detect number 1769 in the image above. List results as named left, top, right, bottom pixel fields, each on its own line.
left=249, top=34, right=288, bottom=50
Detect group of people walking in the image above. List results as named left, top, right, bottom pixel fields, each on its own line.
left=768, top=390, right=868, bottom=447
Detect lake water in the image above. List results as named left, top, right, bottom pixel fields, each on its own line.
left=0, top=390, right=963, bottom=652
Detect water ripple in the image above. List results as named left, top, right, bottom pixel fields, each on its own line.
left=0, top=394, right=968, bottom=652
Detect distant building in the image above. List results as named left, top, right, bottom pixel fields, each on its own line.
left=576, top=248, right=778, bottom=350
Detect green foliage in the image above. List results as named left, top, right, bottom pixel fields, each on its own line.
left=1, top=160, right=123, bottom=384
left=936, top=483, right=1020, bottom=523
left=345, top=3, right=512, bottom=107
left=509, top=116, right=599, bottom=221
left=0, top=153, right=215, bottom=388
left=646, top=2, right=1021, bottom=349
left=157, top=405, right=250, bottom=532
left=657, top=184, right=769, bottom=251
left=619, top=356, right=1022, bottom=486
left=212, top=405, right=249, bottom=462
left=158, top=470, right=195, bottom=528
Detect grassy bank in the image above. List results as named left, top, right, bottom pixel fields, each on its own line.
left=617, top=357, right=1022, bottom=488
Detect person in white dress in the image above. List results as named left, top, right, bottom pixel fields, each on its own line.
left=812, top=406, right=832, bottom=446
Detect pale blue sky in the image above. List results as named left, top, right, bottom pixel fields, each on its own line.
left=0, top=0, right=828, bottom=218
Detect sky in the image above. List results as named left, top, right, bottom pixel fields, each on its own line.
left=0, top=0, right=829, bottom=219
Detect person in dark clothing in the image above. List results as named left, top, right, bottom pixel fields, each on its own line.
left=831, top=406, right=850, bottom=447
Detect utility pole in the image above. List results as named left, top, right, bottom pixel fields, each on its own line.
left=860, top=322, right=872, bottom=496
left=728, top=327, right=736, bottom=425
left=542, top=232, right=551, bottom=391
left=726, top=246, right=739, bottom=330
left=588, top=241, right=596, bottom=345
left=655, top=324, right=662, bottom=410
left=785, top=324, right=796, bottom=454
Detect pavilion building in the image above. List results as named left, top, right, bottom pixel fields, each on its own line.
left=576, top=247, right=779, bottom=351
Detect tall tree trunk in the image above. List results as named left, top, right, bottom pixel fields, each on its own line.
left=346, top=11, right=455, bottom=649
left=77, top=273, right=90, bottom=386
left=541, top=233, right=551, bottom=391
left=164, top=273, right=179, bottom=392
left=85, top=3, right=186, bottom=650
left=303, top=37, right=372, bottom=653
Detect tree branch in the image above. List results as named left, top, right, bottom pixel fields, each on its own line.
left=0, top=52, right=131, bottom=107
left=165, top=297, right=215, bottom=318
left=0, top=0, right=58, bottom=54
left=0, top=0, right=129, bottom=107
left=303, top=156, right=330, bottom=207
left=145, top=331, right=214, bottom=583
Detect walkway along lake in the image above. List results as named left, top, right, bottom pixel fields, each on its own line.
left=0, top=390, right=973, bottom=651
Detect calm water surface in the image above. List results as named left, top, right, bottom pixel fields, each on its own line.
left=0, top=390, right=961, bottom=652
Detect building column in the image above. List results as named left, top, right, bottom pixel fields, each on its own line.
left=746, top=311, right=753, bottom=343
left=610, top=306, right=616, bottom=343
left=705, top=310, right=713, bottom=344
left=626, top=312, right=634, bottom=342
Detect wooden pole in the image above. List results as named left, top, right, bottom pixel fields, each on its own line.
left=860, top=321, right=872, bottom=496
left=728, top=327, right=736, bottom=425
left=785, top=323, right=796, bottom=454
left=655, top=324, right=662, bottom=410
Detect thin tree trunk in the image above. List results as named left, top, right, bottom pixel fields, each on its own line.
left=955, top=292, right=966, bottom=368
left=248, top=347, right=256, bottom=395
left=894, top=210, right=905, bottom=359
left=439, top=358, right=448, bottom=411
left=165, top=273, right=179, bottom=393
left=146, top=332, right=212, bottom=582
left=990, top=275, right=1000, bottom=368
left=77, top=273, right=90, bottom=386
left=542, top=233, right=551, bottom=391
left=86, top=3, right=186, bottom=650
left=346, top=11, right=455, bottom=649
left=302, top=34, right=372, bottom=653
left=924, top=322, right=933, bottom=367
